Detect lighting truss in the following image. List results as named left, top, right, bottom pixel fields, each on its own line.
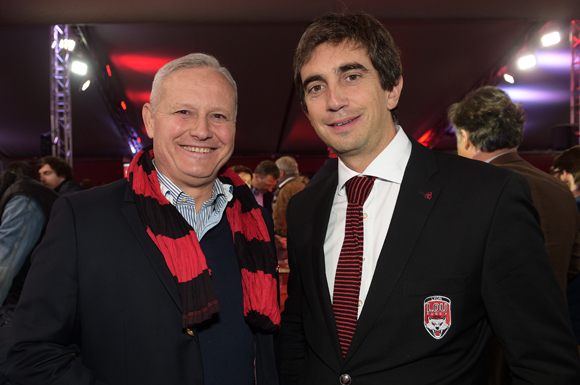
left=571, top=20, right=580, bottom=138
left=72, top=26, right=143, bottom=156
left=50, top=25, right=73, bottom=165
left=418, top=22, right=544, bottom=148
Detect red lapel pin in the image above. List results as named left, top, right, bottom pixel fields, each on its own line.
left=424, top=192, right=433, bottom=200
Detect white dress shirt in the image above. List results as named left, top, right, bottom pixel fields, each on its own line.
left=325, top=126, right=412, bottom=317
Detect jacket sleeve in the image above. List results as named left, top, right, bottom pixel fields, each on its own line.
left=482, top=173, right=580, bottom=384
left=7, top=196, right=108, bottom=385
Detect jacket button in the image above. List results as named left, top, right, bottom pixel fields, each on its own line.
left=186, top=328, right=195, bottom=337
left=339, top=374, right=351, bottom=384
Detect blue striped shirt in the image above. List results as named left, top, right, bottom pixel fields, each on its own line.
left=154, top=162, right=233, bottom=241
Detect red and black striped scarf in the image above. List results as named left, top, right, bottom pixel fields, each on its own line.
left=127, top=146, right=280, bottom=332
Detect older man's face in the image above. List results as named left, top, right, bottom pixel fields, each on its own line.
left=143, top=67, right=236, bottom=194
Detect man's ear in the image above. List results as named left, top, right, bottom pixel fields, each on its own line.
left=456, top=129, right=476, bottom=158
left=386, top=76, right=403, bottom=110
left=142, top=103, right=155, bottom=139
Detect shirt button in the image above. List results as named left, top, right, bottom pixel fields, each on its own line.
left=363, top=213, right=368, bottom=219
left=358, top=300, right=363, bottom=307
left=182, top=197, right=187, bottom=203
left=186, top=328, right=195, bottom=337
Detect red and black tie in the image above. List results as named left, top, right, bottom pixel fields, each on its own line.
left=332, top=175, right=376, bottom=357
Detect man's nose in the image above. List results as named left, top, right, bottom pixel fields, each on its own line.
left=327, top=84, right=348, bottom=112
left=189, top=118, right=212, bottom=140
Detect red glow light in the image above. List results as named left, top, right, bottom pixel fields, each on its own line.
left=137, top=137, right=142, bottom=143
left=417, top=130, right=433, bottom=146
left=110, top=54, right=174, bottom=74
left=121, top=101, right=127, bottom=110
left=125, top=90, right=151, bottom=105
left=106, top=64, right=112, bottom=77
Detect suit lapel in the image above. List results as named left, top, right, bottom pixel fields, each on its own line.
left=345, top=139, right=441, bottom=363
left=120, top=184, right=183, bottom=311
left=308, top=172, right=346, bottom=364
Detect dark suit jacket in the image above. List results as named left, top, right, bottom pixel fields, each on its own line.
left=490, top=151, right=580, bottom=293
left=7, top=179, right=278, bottom=385
left=280, top=139, right=580, bottom=384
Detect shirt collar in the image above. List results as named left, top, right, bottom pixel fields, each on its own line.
left=337, top=125, right=412, bottom=195
left=153, top=160, right=233, bottom=208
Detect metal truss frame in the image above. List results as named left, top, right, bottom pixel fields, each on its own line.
left=50, top=25, right=73, bottom=165
left=571, top=20, right=580, bottom=136
left=73, top=26, right=143, bottom=156
left=419, top=22, right=544, bottom=148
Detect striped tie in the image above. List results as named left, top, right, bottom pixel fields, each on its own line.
left=333, top=175, right=376, bottom=357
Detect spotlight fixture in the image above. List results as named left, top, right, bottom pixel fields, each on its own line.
left=58, top=39, right=76, bottom=51
left=541, top=31, right=561, bottom=47
left=517, top=55, right=536, bottom=70
left=71, top=61, right=88, bottom=75
left=503, top=73, right=515, bottom=84
left=81, top=80, right=91, bottom=91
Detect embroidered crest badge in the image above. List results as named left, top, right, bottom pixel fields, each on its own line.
left=424, top=296, right=451, bottom=339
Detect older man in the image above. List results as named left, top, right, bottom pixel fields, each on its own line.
left=449, top=86, right=580, bottom=384
left=279, top=12, right=580, bottom=385
left=8, top=54, right=279, bottom=385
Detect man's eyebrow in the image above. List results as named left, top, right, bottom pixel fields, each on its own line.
left=302, top=74, right=324, bottom=90
left=336, top=63, right=369, bottom=74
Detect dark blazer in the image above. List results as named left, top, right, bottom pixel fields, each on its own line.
left=280, top=139, right=580, bottom=384
left=8, top=179, right=278, bottom=385
left=490, top=151, right=580, bottom=293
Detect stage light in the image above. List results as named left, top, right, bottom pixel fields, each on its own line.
left=71, top=61, right=88, bottom=75
left=541, top=31, right=560, bottom=47
left=503, top=74, right=515, bottom=84
left=106, top=64, right=112, bottom=77
left=81, top=80, right=91, bottom=91
left=518, top=55, right=536, bottom=69
left=58, top=39, right=76, bottom=51
left=121, top=101, right=127, bottom=110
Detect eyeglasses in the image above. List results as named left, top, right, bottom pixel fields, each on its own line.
left=550, top=168, right=562, bottom=176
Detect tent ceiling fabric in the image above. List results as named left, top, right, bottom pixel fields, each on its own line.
left=2, top=0, right=579, bottom=24
left=0, top=1, right=578, bottom=160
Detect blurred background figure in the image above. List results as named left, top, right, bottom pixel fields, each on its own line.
left=80, top=178, right=95, bottom=190
left=552, top=145, right=580, bottom=211
left=273, top=156, right=305, bottom=244
left=552, top=145, right=580, bottom=356
left=230, top=165, right=253, bottom=189
left=251, top=160, right=279, bottom=215
left=0, top=161, right=58, bottom=384
left=37, top=156, right=82, bottom=196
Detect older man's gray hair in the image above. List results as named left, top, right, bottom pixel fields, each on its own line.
left=276, top=156, right=299, bottom=177
left=149, top=53, right=238, bottom=117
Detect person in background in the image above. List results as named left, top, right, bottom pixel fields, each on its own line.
left=8, top=53, right=279, bottom=385
left=37, top=156, right=82, bottom=195
left=0, top=161, right=58, bottom=384
left=273, top=156, right=305, bottom=261
left=552, top=145, right=580, bottom=357
left=230, top=165, right=253, bottom=188
left=449, top=85, right=580, bottom=384
left=251, top=160, right=279, bottom=215
left=552, top=145, right=580, bottom=211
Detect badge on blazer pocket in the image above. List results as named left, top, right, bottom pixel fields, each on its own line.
left=424, top=296, right=451, bottom=339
